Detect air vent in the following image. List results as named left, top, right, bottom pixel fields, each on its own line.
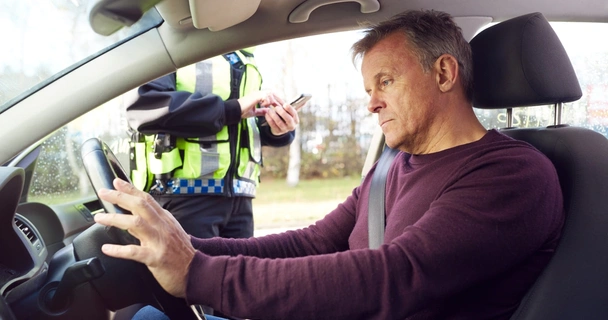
left=14, top=217, right=38, bottom=245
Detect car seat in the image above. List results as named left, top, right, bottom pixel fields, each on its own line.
left=470, top=12, right=608, bottom=320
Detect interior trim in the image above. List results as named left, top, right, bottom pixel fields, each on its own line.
left=289, top=0, right=380, bottom=23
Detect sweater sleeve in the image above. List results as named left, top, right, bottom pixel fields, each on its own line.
left=189, top=187, right=359, bottom=258
left=186, top=237, right=418, bottom=319
left=125, top=72, right=242, bottom=137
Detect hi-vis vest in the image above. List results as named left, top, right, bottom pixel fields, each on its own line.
left=130, top=49, right=263, bottom=197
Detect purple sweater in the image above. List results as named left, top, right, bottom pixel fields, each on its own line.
left=186, top=130, right=564, bottom=319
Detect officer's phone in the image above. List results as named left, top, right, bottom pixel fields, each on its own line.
left=290, top=93, right=312, bottom=111
left=261, top=93, right=312, bottom=126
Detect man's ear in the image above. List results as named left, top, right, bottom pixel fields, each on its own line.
left=434, top=54, right=459, bottom=93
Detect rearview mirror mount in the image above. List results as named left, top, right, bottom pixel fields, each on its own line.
left=89, top=0, right=163, bottom=36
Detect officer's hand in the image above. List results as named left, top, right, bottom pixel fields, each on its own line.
left=93, top=178, right=195, bottom=298
left=238, top=90, right=285, bottom=119
left=265, top=103, right=300, bottom=135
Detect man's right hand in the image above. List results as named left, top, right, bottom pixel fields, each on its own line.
left=93, top=178, right=196, bottom=299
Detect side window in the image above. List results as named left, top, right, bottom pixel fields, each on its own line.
left=27, top=96, right=132, bottom=205
left=474, top=22, right=608, bottom=138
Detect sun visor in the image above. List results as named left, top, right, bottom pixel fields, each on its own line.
left=189, top=0, right=261, bottom=31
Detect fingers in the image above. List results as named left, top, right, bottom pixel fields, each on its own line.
left=94, top=212, right=136, bottom=230
left=281, top=103, right=300, bottom=121
left=118, top=179, right=169, bottom=221
left=94, top=213, right=150, bottom=241
left=266, top=103, right=299, bottom=134
left=261, top=95, right=282, bottom=108
left=93, top=179, right=194, bottom=297
left=98, top=179, right=164, bottom=221
left=260, top=91, right=285, bottom=107
left=101, top=243, right=151, bottom=265
left=239, top=91, right=283, bottom=118
left=113, top=178, right=145, bottom=197
left=241, top=90, right=301, bottom=132
left=254, top=108, right=269, bottom=117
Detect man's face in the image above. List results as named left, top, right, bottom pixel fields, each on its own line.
left=361, top=32, right=441, bottom=153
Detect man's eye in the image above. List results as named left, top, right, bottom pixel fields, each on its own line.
left=381, top=79, right=392, bottom=87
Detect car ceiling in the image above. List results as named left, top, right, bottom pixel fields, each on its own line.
left=1, top=0, right=607, bottom=166
left=150, top=0, right=608, bottom=71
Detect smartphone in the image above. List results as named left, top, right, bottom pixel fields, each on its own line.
left=290, top=93, right=312, bottom=111
left=261, top=93, right=312, bottom=126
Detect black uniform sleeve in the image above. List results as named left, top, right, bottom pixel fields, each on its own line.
left=126, top=72, right=242, bottom=138
left=258, top=118, right=296, bottom=147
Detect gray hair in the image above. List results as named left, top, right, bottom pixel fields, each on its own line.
left=351, top=10, right=473, bottom=101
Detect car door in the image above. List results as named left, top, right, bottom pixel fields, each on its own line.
left=7, top=98, right=132, bottom=262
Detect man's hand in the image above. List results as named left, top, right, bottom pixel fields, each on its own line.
left=93, top=178, right=195, bottom=298
left=264, top=103, right=300, bottom=135
left=238, top=90, right=285, bottom=119
left=237, top=90, right=299, bottom=135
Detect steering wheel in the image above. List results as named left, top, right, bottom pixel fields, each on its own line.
left=80, top=137, right=199, bottom=320
left=80, top=137, right=138, bottom=245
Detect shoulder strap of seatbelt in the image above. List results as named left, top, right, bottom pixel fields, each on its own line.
left=368, top=145, right=399, bottom=249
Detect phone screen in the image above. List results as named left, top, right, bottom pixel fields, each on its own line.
left=290, top=93, right=312, bottom=111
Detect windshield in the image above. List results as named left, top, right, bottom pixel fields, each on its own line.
left=0, top=0, right=163, bottom=113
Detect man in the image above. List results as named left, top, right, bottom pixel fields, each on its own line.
left=95, top=10, right=565, bottom=319
left=126, top=48, right=298, bottom=240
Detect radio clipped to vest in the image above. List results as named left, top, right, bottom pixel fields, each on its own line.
left=149, top=133, right=177, bottom=194
left=130, top=131, right=150, bottom=191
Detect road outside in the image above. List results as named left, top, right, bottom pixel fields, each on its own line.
left=250, top=177, right=360, bottom=236
left=253, top=200, right=343, bottom=236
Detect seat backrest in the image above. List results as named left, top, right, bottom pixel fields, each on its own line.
left=470, top=13, right=608, bottom=320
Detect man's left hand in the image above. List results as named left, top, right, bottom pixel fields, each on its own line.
left=265, top=103, right=300, bottom=135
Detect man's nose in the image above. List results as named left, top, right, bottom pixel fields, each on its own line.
left=367, top=93, right=384, bottom=113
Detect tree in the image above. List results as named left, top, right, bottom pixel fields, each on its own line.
left=284, top=41, right=302, bottom=187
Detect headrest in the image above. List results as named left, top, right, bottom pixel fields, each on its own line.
left=470, top=12, right=582, bottom=109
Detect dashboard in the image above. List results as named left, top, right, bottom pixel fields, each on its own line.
left=0, top=148, right=193, bottom=319
left=0, top=166, right=111, bottom=320
left=0, top=168, right=45, bottom=298
left=1, top=214, right=47, bottom=298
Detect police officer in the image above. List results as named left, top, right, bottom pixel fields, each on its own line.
left=126, top=47, right=298, bottom=239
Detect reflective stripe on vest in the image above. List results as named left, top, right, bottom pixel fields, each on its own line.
left=173, top=57, right=231, bottom=181
left=130, top=139, right=152, bottom=191
left=151, top=177, right=257, bottom=196
left=154, top=178, right=225, bottom=194
left=236, top=59, right=263, bottom=185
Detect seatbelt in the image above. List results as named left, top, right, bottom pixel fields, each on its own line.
left=368, top=145, right=399, bottom=249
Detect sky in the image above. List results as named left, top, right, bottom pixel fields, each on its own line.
left=254, top=30, right=368, bottom=106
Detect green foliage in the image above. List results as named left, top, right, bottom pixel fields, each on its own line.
left=261, top=96, right=370, bottom=179
left=260, top=145, right=290, bottom=179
